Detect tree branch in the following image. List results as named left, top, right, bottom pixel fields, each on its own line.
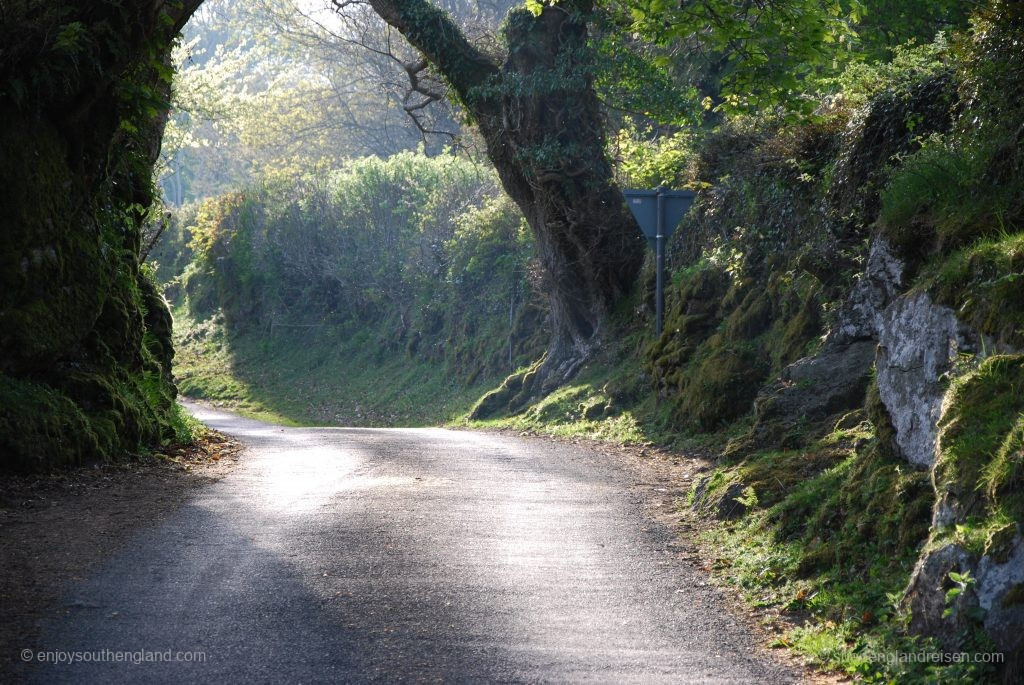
left=363, top=0, right=501, bottom=119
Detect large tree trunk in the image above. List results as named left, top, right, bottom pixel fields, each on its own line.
left=367, top=0, right=645, bottom=410
left=0, top=1, right=203, bottom=470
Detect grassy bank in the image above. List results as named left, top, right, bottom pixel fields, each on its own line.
left=172, top=306, right=496, bottom=427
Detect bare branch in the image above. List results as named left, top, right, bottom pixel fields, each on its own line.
left=363, top=0, right=500, bottom=119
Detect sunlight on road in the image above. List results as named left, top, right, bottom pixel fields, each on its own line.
left=256, top=443, right=361, bottom=513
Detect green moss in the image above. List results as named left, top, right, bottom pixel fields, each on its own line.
left=919, top=232, right=1024, bottom=348
left=676, top=343, right=768, bottom=431
left=0, top=374, right=99, bottom=471
left=0, top=23, right=183, bottom=472
left=724, top=288, right=773, bottom=339
left=1002, top=584, right=1024, bottom=609
left=688, top=374, right=945, bottom=679
left=651, top=250, right=826, bottom=436
left=933, top=354, right=1024, bottom=534
left=788, top=445, right=932, bottom=574
left=0, top=113, right=110, bottom=366
left=865, top=377, right=900, bottom=460
left=649, top=263, right=730, bottom=374
left=984, top=522, right=1019, bottom=565
left=723, top=382, right=933, bottom=574
left=470, top=360, right=535, bottom=420
left=772, top=283, right=822, bottom=367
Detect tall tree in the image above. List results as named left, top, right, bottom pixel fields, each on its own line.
left=0, top=0, right=204, bottom=470
left=364, top=0, right=646, bottom=408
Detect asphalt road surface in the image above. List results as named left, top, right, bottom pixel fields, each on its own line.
left=24, top=403, right=799, bottom=684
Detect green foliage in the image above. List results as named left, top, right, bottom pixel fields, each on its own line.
left=855, top=0, right=970, bottom=61
left=830, top=37, right=951, bottom=106
left=689, top=356, right=1022, bottom=681
left=163, top=152, right=546, bottom=421
left=589, top=12, right=701, bottom=126
left=879, top=3, right=1024, bottom=262
left=592, top=0, right=971, bottom=122
left=566, top=11, right=1020, bottom=678
left=611, top=122, right=697, bottom=189
left=604, top=0, right=863, bottom=117
left=159, top=0, right=503, bottom=204
left=944, top=570, right=976, bottom=617
left=446, top=195, right=532, bottom=300
left=879, top=131, right=1021, bottom=256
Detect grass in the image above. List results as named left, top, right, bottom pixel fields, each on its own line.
left=172, top=306, right=495, bottom=428
left=168, top=401, right=210, bottom=443
left=917, top=231, right=1024, bottom=349
left=460, top=328, right=747, bottom=454
left=691, top=405, right=1007, bottom=683
left=467, top=379, right=650, bottom=443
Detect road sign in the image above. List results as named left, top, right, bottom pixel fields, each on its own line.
left=623, top=187, right=696, bottom=337
left=624, top=188, right=695, bottom=249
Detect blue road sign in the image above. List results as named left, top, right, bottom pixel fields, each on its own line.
left=622, top=187, right=697, bottom=337
left=623, top=189, right=695, bottom=248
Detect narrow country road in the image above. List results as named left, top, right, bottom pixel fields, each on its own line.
left=25, top=404, right=800, bottom=684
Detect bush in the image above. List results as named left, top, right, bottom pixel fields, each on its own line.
left=167, top=151, right=546, bottom=384
left=879, top=3, right=1024, bottom=261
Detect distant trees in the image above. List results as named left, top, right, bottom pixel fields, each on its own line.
left=159, top=0, right=517, bottom=205
left=161, top=0, right=976, bottom=404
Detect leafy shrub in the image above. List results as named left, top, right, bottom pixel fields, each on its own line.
left=168, top=151, right=545, bottom=383
left=880, top=3, right=1024, bottom=260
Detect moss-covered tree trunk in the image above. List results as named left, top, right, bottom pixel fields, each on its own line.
left=0, top=1, right=202, bottom=471
left=367, top=0, right=645, bottom=410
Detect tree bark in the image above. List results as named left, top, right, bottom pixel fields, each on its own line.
left=366, top=0, right=645, bottom=406
left=0, top=0, right=205, bottom=470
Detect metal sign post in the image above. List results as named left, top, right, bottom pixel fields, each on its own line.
left=623, top=187, right=696, bottom=337
left=655, top=189, right=665, bottom=337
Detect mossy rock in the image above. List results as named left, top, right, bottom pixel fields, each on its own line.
left=725, top=289, right=773, bottom=339
left=469, top=360, right=538, bottom=420
left=0, top=112, right=110, bottom=371
left=0, top=37, right=182, bottom=471
left=924, top=232, right=1024, bottom=349
left=933, top=354, right=1024, bottom=526
left=1003, top=583, right=1024, bottom=609
left=790, top=443, right=932, bottom=574
left=985, top=522, right=1020, bottom=565
left=677, top=345, right=768, bottom=431
left=0, top=374, right=99, bottom=471
left=649, top=264, right=730, bottom=377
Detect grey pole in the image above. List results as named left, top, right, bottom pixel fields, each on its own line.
left=655, top=186, right=665, bottom=337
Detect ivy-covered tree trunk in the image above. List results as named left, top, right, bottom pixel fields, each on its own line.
left=367, top=0, right=645, bottom=411
left=0, top=1, right=202, bottom=471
